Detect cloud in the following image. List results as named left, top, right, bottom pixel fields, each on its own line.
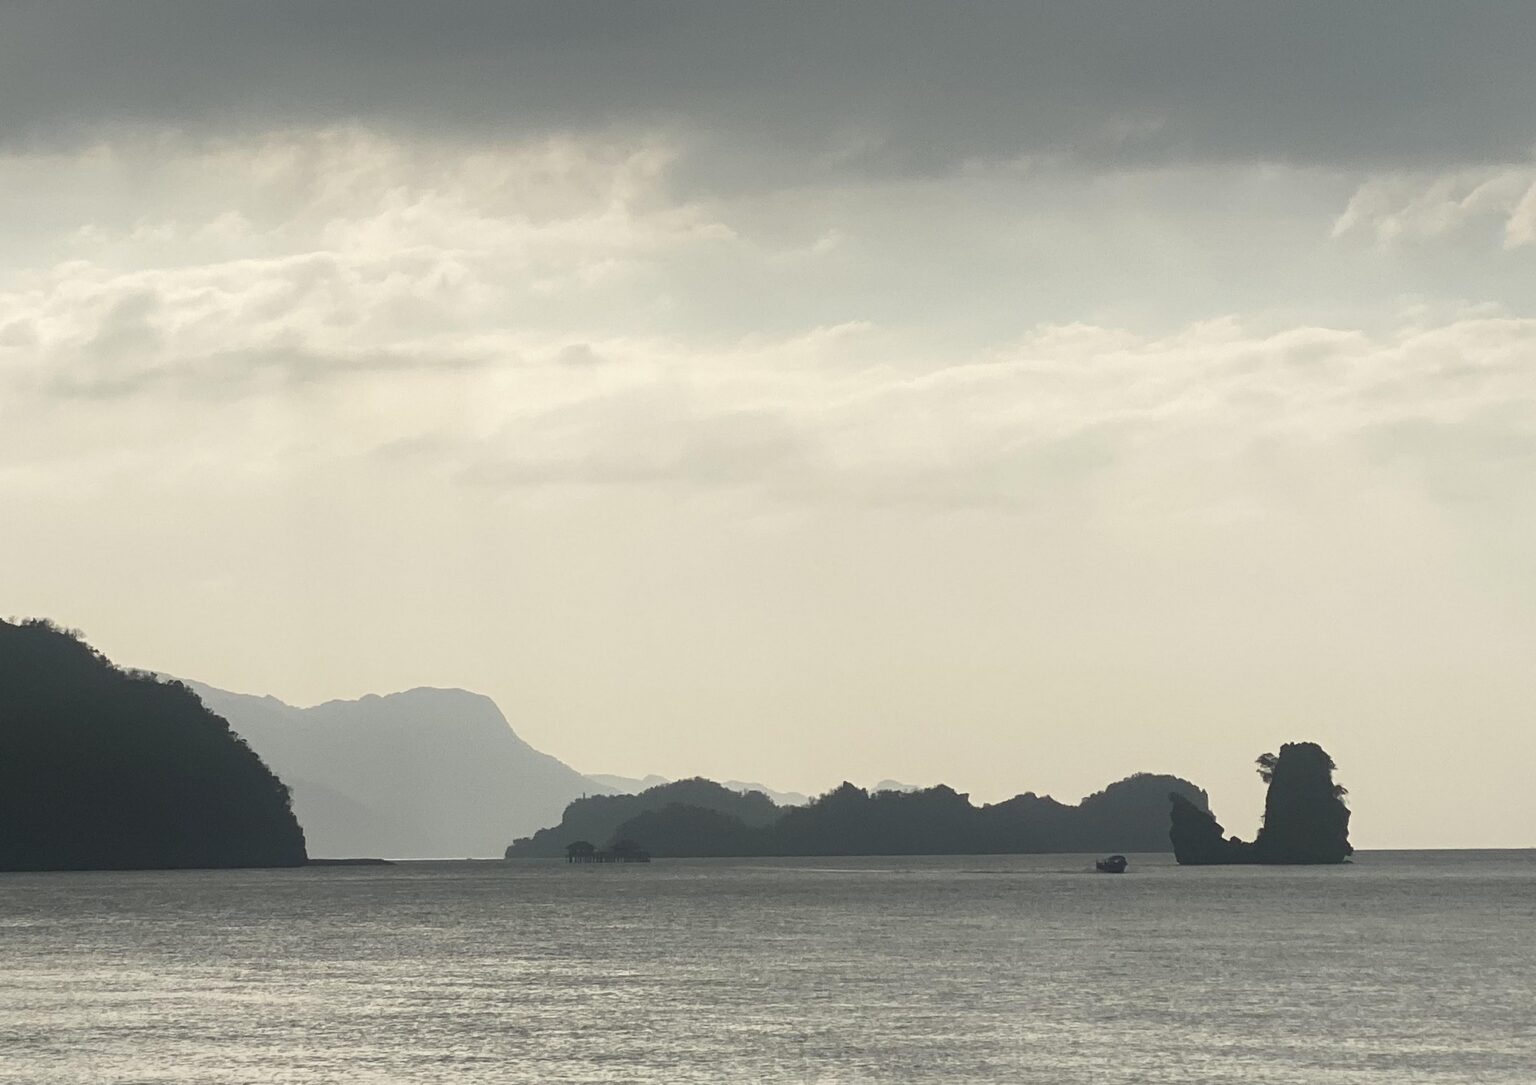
left=6, top=3, right=1536, bottom=182
left=383, top=316, right=1536, bottom=524
left=554, top=343, right=607, bottom=368
left=2, top=126, right=1533, bottom=532
left=0, top=128, right=734, bottom=399
left=1332, top=164, right=1536, bottom=247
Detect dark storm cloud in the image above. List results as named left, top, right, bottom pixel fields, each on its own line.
left=5, top=1, right=1535, bottom=180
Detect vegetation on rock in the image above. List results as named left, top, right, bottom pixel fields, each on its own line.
left=0, top=619, right=307, bottom=871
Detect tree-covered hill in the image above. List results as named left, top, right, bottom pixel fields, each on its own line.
left=504, top=777, right=782, bottom=858
left=0, top=619, right=306, bottom=870
left=984, top=773, right=1211, bottom=854
left=506, top=773, right=1212, bottom=859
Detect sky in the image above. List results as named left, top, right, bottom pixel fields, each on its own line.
left=3, top=3, right=1534, bottom=848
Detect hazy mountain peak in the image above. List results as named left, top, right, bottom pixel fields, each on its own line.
left=191, top=681, right=601, bottom=859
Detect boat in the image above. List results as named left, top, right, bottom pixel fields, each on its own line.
left=1095, top=854, right=1128, bottom=874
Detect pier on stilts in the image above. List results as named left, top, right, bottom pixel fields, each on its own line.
left=564, top=840, right=651, bottom=863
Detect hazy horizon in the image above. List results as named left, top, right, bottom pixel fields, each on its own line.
left=5, top=3, right=1535, bottom=850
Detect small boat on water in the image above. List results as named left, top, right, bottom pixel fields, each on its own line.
left=1095, top=854, right=1128, bottom=874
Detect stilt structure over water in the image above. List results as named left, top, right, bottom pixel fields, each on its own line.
left=564, top=839, right=651, bottom=863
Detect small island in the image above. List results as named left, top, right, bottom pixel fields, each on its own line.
left=1169, top=742, right=1352, bottom=865
left=0, top=619, right=308, bottom=871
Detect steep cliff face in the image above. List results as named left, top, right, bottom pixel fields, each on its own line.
left=1170, top=742, right=1352, bottom=865
left=1168, top=794, right=1253, bottom=864
left=1252, top=742, right=1352, bottom=864
left=0, top=620, right=306, bottom=871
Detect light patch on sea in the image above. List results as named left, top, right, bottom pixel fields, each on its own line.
left=0, top=852, right=1532, bottom=1083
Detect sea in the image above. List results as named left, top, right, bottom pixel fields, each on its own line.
left=1, top=851, right=1531, bottom=1084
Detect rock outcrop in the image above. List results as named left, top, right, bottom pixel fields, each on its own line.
left=1168, top=793, right=1254, bottom=864
left=1170, top=742, right=1352, bottom=865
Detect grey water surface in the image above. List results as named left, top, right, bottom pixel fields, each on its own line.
left=1, top=852, right=1532, bottom=1084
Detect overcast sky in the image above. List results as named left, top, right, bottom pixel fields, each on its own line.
left=3, top=3, right=1534, bottom=847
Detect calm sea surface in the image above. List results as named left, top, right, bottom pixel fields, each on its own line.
left=1, top=852, right=1532, bottom=1084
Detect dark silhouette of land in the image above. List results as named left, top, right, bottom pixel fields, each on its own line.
left=0, top=619, right=307, bottom=871
left=508, top=778, right=781, bottom=858
left=506, top=772, right=1211, bottom=859
left=1169, top=742, right=1352, bottom=864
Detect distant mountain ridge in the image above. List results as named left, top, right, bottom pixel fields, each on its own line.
left=587, top=773, right=812, bottom=807
left=584, top=774, right=920, bottom=807
left=191, top=682, right=613, bottom=858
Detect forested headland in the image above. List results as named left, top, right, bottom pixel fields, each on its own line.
left=505, top=772, right=1211, bottom=859
left=0, top=619, right=307, bottom=871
